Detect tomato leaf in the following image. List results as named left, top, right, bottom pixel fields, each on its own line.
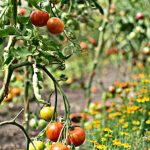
left=11, top=46, right=32, bottom=58
left=0, top=26, right=18, bottom=37
left=28, top=0, right=42, bottom=9
left=17, top=16, right=29, bottom=24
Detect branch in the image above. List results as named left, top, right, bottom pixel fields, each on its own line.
left=0, top=109, right=35, bottom=150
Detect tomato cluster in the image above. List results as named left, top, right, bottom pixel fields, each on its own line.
left=30, top=10, right=64, bottom=35
left=29, top=121, right=85, bottom=149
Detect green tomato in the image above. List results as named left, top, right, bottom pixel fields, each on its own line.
left=38, top=119, right=47, bottom=129
left=128, top=32, right=136, bottom=40
left=29, top=141, right=45, bottom=150
left=29, top=118, right=38, bottom=129
left=40, top=106, right=55, bottom=121
left=50, top=0, right=61, bottom=4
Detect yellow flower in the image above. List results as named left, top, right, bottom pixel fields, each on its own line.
left=102, top=128, right=112, bottom=133
left=122, top=122, right=128, bottom=128
left=101, top=137, right=107, bottom=143
left=96, top=144, right=107, bottom=150
left=108, top=112, right=121, bottom=119
left=132, top=127, right=137, bottom=131
left=126, top=106, right=140, bottom=114
left=119, top=118, right=125, bottom=124
left=104, top=134, right=112, bottom=138
left=113, top=139, right=122, bottom=146
left=93, top=124, right=100, bottom=129
left=146, top=120, right=150, bottom=124
left=121, top=143, right=131, bottom=148
left=137, top=97, right=149, bottom=103
left=120, top=131, right=130, bottom=136
left=90, top=140, right=99, bottom=145
left=132, top=120, right=140, bottom=125
left=125, top=88, right=132, bottom=93
left=85, top=124, right=92, bottom=130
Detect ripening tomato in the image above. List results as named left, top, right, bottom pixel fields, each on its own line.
left=3, top=93, right=13, bottom=102
left=10, top=87, right=22, bottom=96
left=67, top=127, right=85, bottom=146
left=40, top=106, right=54, bottom=121
left=18, top=8, right=26, bottom=16
left=29, top=141, right=45, bottom=150
left=30, top=10, right=49, bottom=27
left=88, top=37, right=96, bottom=45
left=46, top=122, right=63, bottom=142
left=50, top=0, right=61, bottom=4
left=49, top=143, right=70, bottom=150
left=47, top=17, right=64, bottom=35
left=80, top=42, right=88, bottom=49
left=136, top=12, right=144, bottom=20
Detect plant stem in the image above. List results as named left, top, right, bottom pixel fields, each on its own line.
left=85, top=0, right=111, bottom=109
left=24, top=66, right=30, bottom=132
left=0, top=66, right=13, bottom=103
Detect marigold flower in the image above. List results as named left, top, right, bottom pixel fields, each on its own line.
left=113, top=139, right=122, bottom=146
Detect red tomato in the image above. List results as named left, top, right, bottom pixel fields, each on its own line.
left=67, top=127, right=86, bottom=146
left=136, top=12, right=144, bottom=20
left=47, top=17, right=64, bottom=35
left=30, top=10, right=49, bottom=27
left=46, top=122, right=63, bottom=142
left=50, top=143, right=70, bottom=150
left=18, top=8, right=26, bottom=16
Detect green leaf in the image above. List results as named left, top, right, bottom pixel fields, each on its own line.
left=29, top=0, right=42, bottom=9
left=11, top=46, right=32, bottom=58
left=41, top=40, right=60, bottom=52
left=39, top=50, right=53, bottom=63
left=17, top=16, right=29, bottom=24
left=0, top=26, right=18, bottom=37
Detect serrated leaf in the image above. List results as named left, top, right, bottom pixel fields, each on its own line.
left=39, top=50, right=53, bottom=63
left=17, top=16, right=29, bottom=24
left=29, top=0, right=42, bottom=9
left=0, top=26, right=18, bottom=37
left=11, top=46, right=32, bottom=58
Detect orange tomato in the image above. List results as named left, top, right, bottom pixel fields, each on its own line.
left=47, top=17, right=64, bottom=35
